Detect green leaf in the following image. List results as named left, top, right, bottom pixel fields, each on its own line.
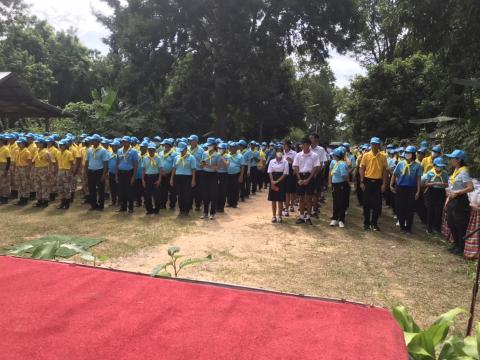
left=60, top=244, right=95, bottom=262
left=151, top=263, right=168, bottom=277
left=434, top=308, right=466, bottom=326
left=31, top=241, right=59, bottom=259
left=7, top=244, right=34, bottom=255
left=97, top=255, right=109, bottom=262
left=404, top=332, right=417, bottom=346
left=173, top=255, right=184, bottom=260
left=423, top=323, right=450, bottom=348
left=438, top=335, right=467, bottom=360
left=392, top=305, right=421, bottom=333
left=179, top=256, right=212, bottom=270
left=408, top=332, right=436, bottom=359
left=463, top=336, right=479, bottom=359
left=476, top=322, right=480, bottom=359
left=168, top=246, right=180, bottom=256
left=155, top=271, right=172, bottom=278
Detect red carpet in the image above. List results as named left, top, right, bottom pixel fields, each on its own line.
left=0, top=256, right=407, bottom=360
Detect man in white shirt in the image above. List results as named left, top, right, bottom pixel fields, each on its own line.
left=309, top=134, right=328, bottom=215
left=293, top=137, right=321, bottom=225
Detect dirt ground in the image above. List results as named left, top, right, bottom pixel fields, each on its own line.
left=0, top=190, right=477, bottom=329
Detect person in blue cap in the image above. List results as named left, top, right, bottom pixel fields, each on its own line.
left=6, top=134, right=19, bottom=199
left=424, top=157, right=449, bottom=234
left=142, top=143, right=162, bottom=215
left=216, top=142, right=230, bottom=213
left=0, top=135, right=11, bottom=204
left=14, top=137, right=33, bottom=206
left=247, top=141, right=260, bottom=195
left=85, top=134, right=109, bottom=211
left=226, top=142, right=244, bottom=208
left=134, top=142, right=148, bottom=207
left=238, top=140, right=248, bottom=201
left=283, top=139, right=297, bottom=216
left=390, top=146, right=423, bottom=234
left=188, top=135, right=204, bottom=211
left=414, top=147, right=428, bottom=225
left=359, top=137, right=388, bottom=231
left=200, top=138, right=220, bottom=219
left=328, top=147, right=350, bottom=228
left=108, top=140, right=120, bottom=206
left=56, top=140, right=75, bottom=210
left=385, top=147, right=398, bottom=215
left=170, top=141, right=196, bottom=216
left=445, top=149, right=474, bottom=254
left=32, top=137, right=52, bottom=208
left=159, top=139, right=177, bottom=210
left=116, top=136, right=139, bottom=213
left=342, top=142, right=355, bottom=214
left=46, top=136, right=59, bottom=202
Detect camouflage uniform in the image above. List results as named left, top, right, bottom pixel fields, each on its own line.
left=0, top=164, right=10, bottom=197
left=57, top=170, right=73, bottom=200
left=15, top=166, right=30, bottom=198
left=34, top=167, right=50, bottom=201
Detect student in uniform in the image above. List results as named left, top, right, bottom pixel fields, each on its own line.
left=116, top=136, right=139, bottom=213
left=386, top=148, right=398, bottom=215
left=216, top=142, right=230, bottom=213
left=7, top=134, right=19, bottom=199
left=108, top=140, right=120, bottom=206
left=142, top=143, right=162, bottom=215
left=67, top=137, right=82, bottom=203
left=159, top=139, right=177, bottom=210
left=80, top=137, right=91, bottom=203
left=85, top=134, right=109, bottom=211
left=134, top=142, right=147, bottom=207
left=342, top=143, right=355, bottom=213
left=390, top=146, right=423, bottom=233
left=32, top=137, right=52, bottom=208
left=309, top=134, right=328, bottom=215
left=200, top=138, right=220, bottom=220
left=226, top=142, right=244, bottom=208
left=0, top=135, right=11, bottom=204
left=329, top=147, right=350, bottom=228
left=26, top=133, right=38, bottom=201
left=257, top=143, right=267, bottom=191
left=424, top=157, right=448, bottom=234
left=267, top=147, right=289, bottom=223
left=46, top=136, right=59, bottom=201
left=247, top=141, right=260, bottom=195
left=55, top=140, right=75, bottom=210
left=238, top=140, right=249, bottom=201
left=14, top=137, right=33, bottom=206
left=188, top=135, right=204, bottom=211
left=415, top=147, right=428, bottom=225
left=170, top=141, right=196, bottom=217
left=283, top=140, right=297, bottom=217
left=293, top=137, right=320, bottom=225
left=359, top=137, right=388, bottom=231
left=445, top=149, right=474, bottom=255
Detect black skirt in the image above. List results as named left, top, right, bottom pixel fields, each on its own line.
left=286, top=163, right=297, bottom=193
left=268, top=172, right=286, bottom=202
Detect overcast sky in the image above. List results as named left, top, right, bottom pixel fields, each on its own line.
left=27, top=0, right=366, bottom=87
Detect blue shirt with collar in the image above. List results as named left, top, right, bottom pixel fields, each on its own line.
left=87, top=145, right=109, bottom=170
left=393, top=160, right=422, bottom=187
left=201, top=151, right=221, bottom=173
left=108, top=151, right=117, bottom=173
left=425, top=169, right=449, bottom=189
left=189, top=145, right=205, bottom=171
left=217, top=152, right=230, bottom=173
left=161, top=149, right=176, bottom=174
left=228, top=153, right=244, bottom=174
left=143, top=154, right=162, bottom=175
left=136, top=151, right=146, bottom=179
left=174, top=153, right=197, bottom=175
left=329, top=160, right=349, bottom=183
left=117, top=147, right=139, bottom=171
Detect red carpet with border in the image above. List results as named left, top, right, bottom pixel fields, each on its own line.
left=0, top=256, right=408, bottom=360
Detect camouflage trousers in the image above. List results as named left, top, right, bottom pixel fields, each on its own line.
left=81, top=168, right=89, bottom=196
left=15, top=166, right=30, bottom=198
left=34, top=167, right=50, bottom=200
left=57, top=170, right=73, bottom=200
left=0, top=164, right=10, bottom=197
left=49, top=167, right=57, bottom=193
left=10, top=164, right=16, bottom=191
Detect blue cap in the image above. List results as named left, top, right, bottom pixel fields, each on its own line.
left=238, top=140, right=247, bottom=147
left=405, top=145, right=417, bottom=153
left=218, top=142, right=228, bottom=150
left=188, top=135, right=199, bottom=142
left=420, top=140, right=429, bottom=148
left=58, top=139, right=68, bottom=146
left=35, top=137, right=47, bottom=144
left=446, top=149, right=467, bottom=161
left=82, top=137, right=90, bottom=143
left=131, top=137, right=139, bottom=143
left=91, top=134, right=102, bottom=141
left=121, top=136, right=131, bottom=142
left=417, top=147, right=428, bottom=153
left=17, top=137, right=27, bottom=144
left=101, top=138, right=110, bottom=144
left=140, top=141, right=149, bottom=148
left=432, top=145, right=442, bottom=153
left=386, top=144, right=394, bottom=149
left=433, top=157, right=446, bottom=168
left=177, top=141, right=187, bottom=151
left=163, top=139, right=174, bottom=146
left=370, top=137, right=381, bottom=144
left=147, top=142, right=157, bottom=150
left=80, top=133, right=88, bottom=139
left=111, top=140, right=121, bottom=147
left=396, top=147, right=405, bottom=153
left=388, top=149, right=396, bottom=154
left=342, top=142, right=351, bottom=149
left=249, top=141, right=256, bottom=146
left=154, top=136, right=162, bottom=142
left=332, top=148, right=345, bottom=158
left=206, top=138, right=216, bottom=146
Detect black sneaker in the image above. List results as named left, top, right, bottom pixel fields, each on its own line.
left=295, top=218, right=305, bottom=225
left=363, top=225, right=370, bottom=231
left=305, top=218, right=313, bottom=225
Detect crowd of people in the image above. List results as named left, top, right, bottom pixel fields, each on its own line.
left=0, top=131, right=475, bottom=254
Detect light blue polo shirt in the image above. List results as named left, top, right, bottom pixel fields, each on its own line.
left=143, top=154, right=161, bottom=175
left=393, top=161, right=422, bottom=187
left=174, top=153, right=196, bottom=176
left=201, top=151, right=220, bottom=173
left=161, top=149, right=176, bottom=174
left=228, top=153, right=244, bottom=174
left=136, top=151, right=146, bottom=179
left=449, top=168, right=472, bottom=191
left=425, top=169, right=449, bottom=189
left=189, top=146, right=205, bottom=171
left=347, top=153, right=356, bottom=170
left=387, top=157, right=397, bottom=170
left=108, top=152, right=117, bottom=173
left=329, top=160, right=349, bottom=183
left=218, top=153, right=230, bottom=173
left=250, top=149, right=260, bottom=167
left=117, top=147, right=139, bottom=171
left=242, top=149, right=252, bottom=166
left=87, top=146, right=109, bottom=170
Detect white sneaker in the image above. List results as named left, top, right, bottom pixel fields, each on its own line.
left=277, top=217, right=283, bottom=223
left=201, top=213, right=208, bottom=219
left=271, top=217, right=277, bottom=223
left=338, top=221, right=345, bottom=228
left=330, top=220, right=338, bottom=227
left=210, top=214, right=215, bottom=220
left=395, top=220, right=400, bottom=227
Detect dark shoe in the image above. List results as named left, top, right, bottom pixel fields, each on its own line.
left=29, top=192, right=36, bottom=201
left=372, top=225, right=380, bottom=232
left=57, top=199, right=66, bottom=209
left=305, top=218, right=313, bottom=225
left=295, top=218, right=305, bottom=225
left=364, top=225, right=371, bottom=231
left=0, top=197, right=8, bottom=204
left=70, top=192, right=75, bottom=202
left=127, top=209, right=133, bottom=214
left=10, top=190, right=18, bottom=199
left=146, top=211, right=154, bottom=215
left=16, top=197, right=28, bottom=206
left=64, top=199, right=70, bottom=209
left=41, top=200, right=49, bottom=208
left=34, top=200, right=43, bottom=207
left=116, top=208, right=127, bottom=213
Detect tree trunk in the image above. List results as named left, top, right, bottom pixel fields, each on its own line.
left=258, top=118, right=263, bottom=141
left=45, top=118, right=50, bottom=133
left=214, top=74, right=228, bottom=138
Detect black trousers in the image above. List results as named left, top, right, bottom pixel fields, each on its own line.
left=363, top=178, right=382, bottom=227
left=192, top=171, right=203, bottom=210
left=174, top=175, right=192, bottom=213
left=257, top=167, right=265, bottom=190
left=134, top=178, right=143, bottom=205
left=88, top=169, right=105, bottom=209
left=227, top=173, right=240, bottom=207
left=144, top=174, right=161, bottom=213
left=240, top=166, right=248, bottom=200
left=118, top=170, right=134, bottom=211
left=249, top=166, right=258, bottom=194
left=415, top=191, right=427, bottom=224
left=447, top=195, right=470, bottom=251
left=202, top=171, right=218, bottom=215
left=425, top=188, right=446, bottom=233
left=332, top=182, right=349, bottom=222
left=159, top=173, right=176, bottom=209
left=344, top=180, right=351, bottom=210
left=356, top=173, right=363, bottom=206
left=217, top=172, right=228, bottom=212
left=109, top=172, right=118, bottom=204
left=395, top=187, right=416, bottom=231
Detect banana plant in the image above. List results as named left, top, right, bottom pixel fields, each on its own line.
left=151, top=246, right=212, bottom=278
left=8, top=240, right=95, bottom=263
left=392, top=305, right=480, bottom=359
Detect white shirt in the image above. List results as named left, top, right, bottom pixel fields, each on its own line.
left=311, top=145, right=329, bottom=164
left=283, top=149, right=297, bottom=163
left=293, top=151, right=321, bottom=173
left=267, top=158, right=289, bottom=175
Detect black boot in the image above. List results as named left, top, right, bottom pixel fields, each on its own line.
left=57, top=199, right=66, bottom=210
left=10, top=190, right=18, bottom=199
left=34, top=200, right=43, bottom=207
left=64, top=199, right=70, bottom=209
left=42, top=200, right=49, bottom=208
left=70, top=192, right=75, bottom=203
left=29, top=192, right=36, bottom=201
left=16, top=197, right=28, bottom=206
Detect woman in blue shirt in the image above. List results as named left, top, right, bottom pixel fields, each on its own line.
left=200, top=138, right=220, bottom=220
left=226, top=143, right=244, bottom=208
left=424, top=157, right=449, bottom=234
left=170, top=142, right=196, bottom=217
left=216, top=142, right=230, bottom=213
left=328, top=147, right=350, bottom=228
left=142, top=143, right=162, bottom=215
left=108, top=140, right=120, bottom=206
left=390, top=146, right=422, bottom=233
left=116, top=136, right=139, bottom=213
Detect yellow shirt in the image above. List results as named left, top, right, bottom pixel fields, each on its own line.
left=0, top=145, right=11, bottom=163
left=28, top=142, right=38, bottom=158
left=56, top=150, right=74, bottom=170
left=33, top=148, right=50, bottom=168
left=360, top=151, right=387, bottom=179
left=421, top=156, right=433, bottom=173
left=8, top=142, right=18, bottom=163
left=48, top=146, right=60, bottom=164
left=15, top=148, right=32, bottom=167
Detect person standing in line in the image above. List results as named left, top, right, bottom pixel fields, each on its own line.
left=85, top=134, right=109, bottom=211
left=293, top=137, right=320, bottom=225
left=200, top=138, right=220, bottom=220
left=159, top=139, right=177, bottom=210
left=80, top=137, right=91, bottom=203
left=257, top=143, right=267, bottom=191
left=342, top=143, right=356, bottom=213
left=216, top=142, right=230, bottom=213
left=26, top=133, right=37, bottom=201
left=424, top=157, right=448, bottom=235
left=359, top=137, right=388, bottom=231
left=46, top=136, right=59, bottom=202
left=55, top=140, right=75, bottom=210
left=226, top=142, right=244, bottom=208
left=170, top=141, right=196, bottom=217
left=268, top=146, right=289, bottom=223
left=328, top=147, right=350, bottom=228
left=14, top=137, right=32, bottom=206
left=283, top=140, right=297, bottom=217
left=415, top=147, right=428, bottom=225
left=142, top=143, right=162, bottom=215
left=390, top=146, right=422, bottom=234
left=248, top=141, right=260, bottom=195
left=108, top=140, right=120, bottom=207
left=32, top=137, right=52, bottom=208
left=309, top=134, right=328, bottom=216
left=7, top=134, right=19, bottom=199
left=445, top=150, right=474, bottom=255
left=238, top=140, right=249, bottom=201
left=355, top=145, right=366, bottom=207
left=134, top=142, right=147, bottom=207
left=116, top=136, right=138, bottom=213
left=188, top=135, right=204, bottom=211
left=0, top=134, right=11, bottom=204
left=386, top=147, right=398, bottom=216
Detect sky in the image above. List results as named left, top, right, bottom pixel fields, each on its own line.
left=27, top=0, right=366, bottom=88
